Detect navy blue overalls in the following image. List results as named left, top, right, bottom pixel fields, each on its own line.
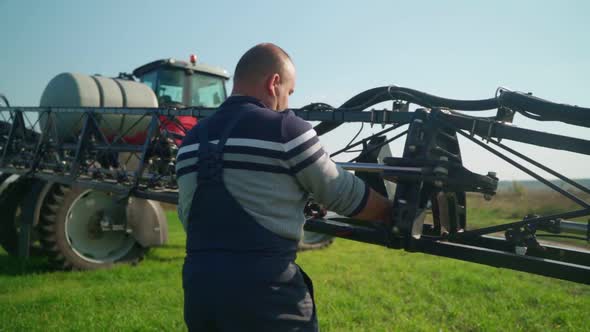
left=183, top=109, right=318, bottom=332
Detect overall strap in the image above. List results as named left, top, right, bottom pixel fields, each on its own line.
left=197, top=110, right=250, bottom=183
left=216, top=110, right=250, bottom=152
left=197, top=117, right=215, bottom=183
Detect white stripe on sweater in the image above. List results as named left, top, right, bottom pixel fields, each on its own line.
left=177, top=129, right=317, bottom=157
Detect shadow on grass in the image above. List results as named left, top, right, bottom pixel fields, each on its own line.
left=147, top=256, right=184, bottom=263
left=0, top=253, right=53, bottom=276
left=0, top=243, right=187, bottom=275
left=158, top=244, right=186, bottom=249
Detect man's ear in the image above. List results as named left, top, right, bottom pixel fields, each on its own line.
left=266, top=73, right=280, bottom=97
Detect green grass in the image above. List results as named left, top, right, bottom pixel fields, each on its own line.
left=1, top=210, right=589, bottom=332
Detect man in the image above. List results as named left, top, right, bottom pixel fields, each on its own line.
left=177, top=43, right=392, bottom=331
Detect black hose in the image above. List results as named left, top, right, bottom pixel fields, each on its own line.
left=389, top=87, right=498, bottom=110
left=498, top=91, right=590, bottom=128
left=313, top=86, right=499, bottom=136
left=314, top=87, right=409, bottom=136
left=310, top=85, right=590, bottom=136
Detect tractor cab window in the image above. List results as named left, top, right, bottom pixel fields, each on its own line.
left=138, top=68, right=184, bottom=106
left=156, top=70, right=184, bottom=105
left=140, top=71, right=157, bottom=91
left=190, top=74, right=226, bottom=107
left=138, top=67, right=226, bottom=107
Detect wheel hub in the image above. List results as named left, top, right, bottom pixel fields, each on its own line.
left=64, top=190, right=135, bottom=263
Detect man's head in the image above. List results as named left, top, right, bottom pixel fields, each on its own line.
left=232, top=43, right=295, bottom=111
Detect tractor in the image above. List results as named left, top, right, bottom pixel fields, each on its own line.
left=0, top=55, right=333, bottom=270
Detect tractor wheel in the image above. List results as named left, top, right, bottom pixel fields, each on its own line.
left=0, top=175, right=44, bottom=256
left=298, top=231, right=333, bottom=251
left=39, top=185, right=148, bottom=270
left=0, top=173, right=21, bottom=255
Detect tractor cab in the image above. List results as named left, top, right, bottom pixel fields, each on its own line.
left=132, top=56, right=230, bottom=108
left=131, top=56, right=230, bottom=143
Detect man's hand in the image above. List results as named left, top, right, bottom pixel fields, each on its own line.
left=351, top=188, right=393, bottom=226
left=304, top=200, right=328, bottom=219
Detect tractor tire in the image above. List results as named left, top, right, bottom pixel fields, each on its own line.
left=297, top=231, right=333, bottom=251
left=0, top=175, right=44, bottom=256
left=39, top=185, right=148, bottom=270
left=0, top=174, right=22, bottom=255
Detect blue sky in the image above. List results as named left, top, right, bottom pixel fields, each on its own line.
left=1, top=0, right=589, bottom=180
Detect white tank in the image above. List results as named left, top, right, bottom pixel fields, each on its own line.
left=40, top=73, right=158, bottom=144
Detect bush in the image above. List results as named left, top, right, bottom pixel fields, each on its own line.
left=511, top=180, right=527, bottom=197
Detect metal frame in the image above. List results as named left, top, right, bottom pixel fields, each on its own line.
left=0, top=101, right=588, bottom=284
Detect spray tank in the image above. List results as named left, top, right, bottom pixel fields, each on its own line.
left=39, top=72, right=157, bottom=144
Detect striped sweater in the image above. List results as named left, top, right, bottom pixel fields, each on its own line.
left=176, top=96, right=369, bottom=241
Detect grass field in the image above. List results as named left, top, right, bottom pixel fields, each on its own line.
left=1, top=191, right=589, bottom=331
